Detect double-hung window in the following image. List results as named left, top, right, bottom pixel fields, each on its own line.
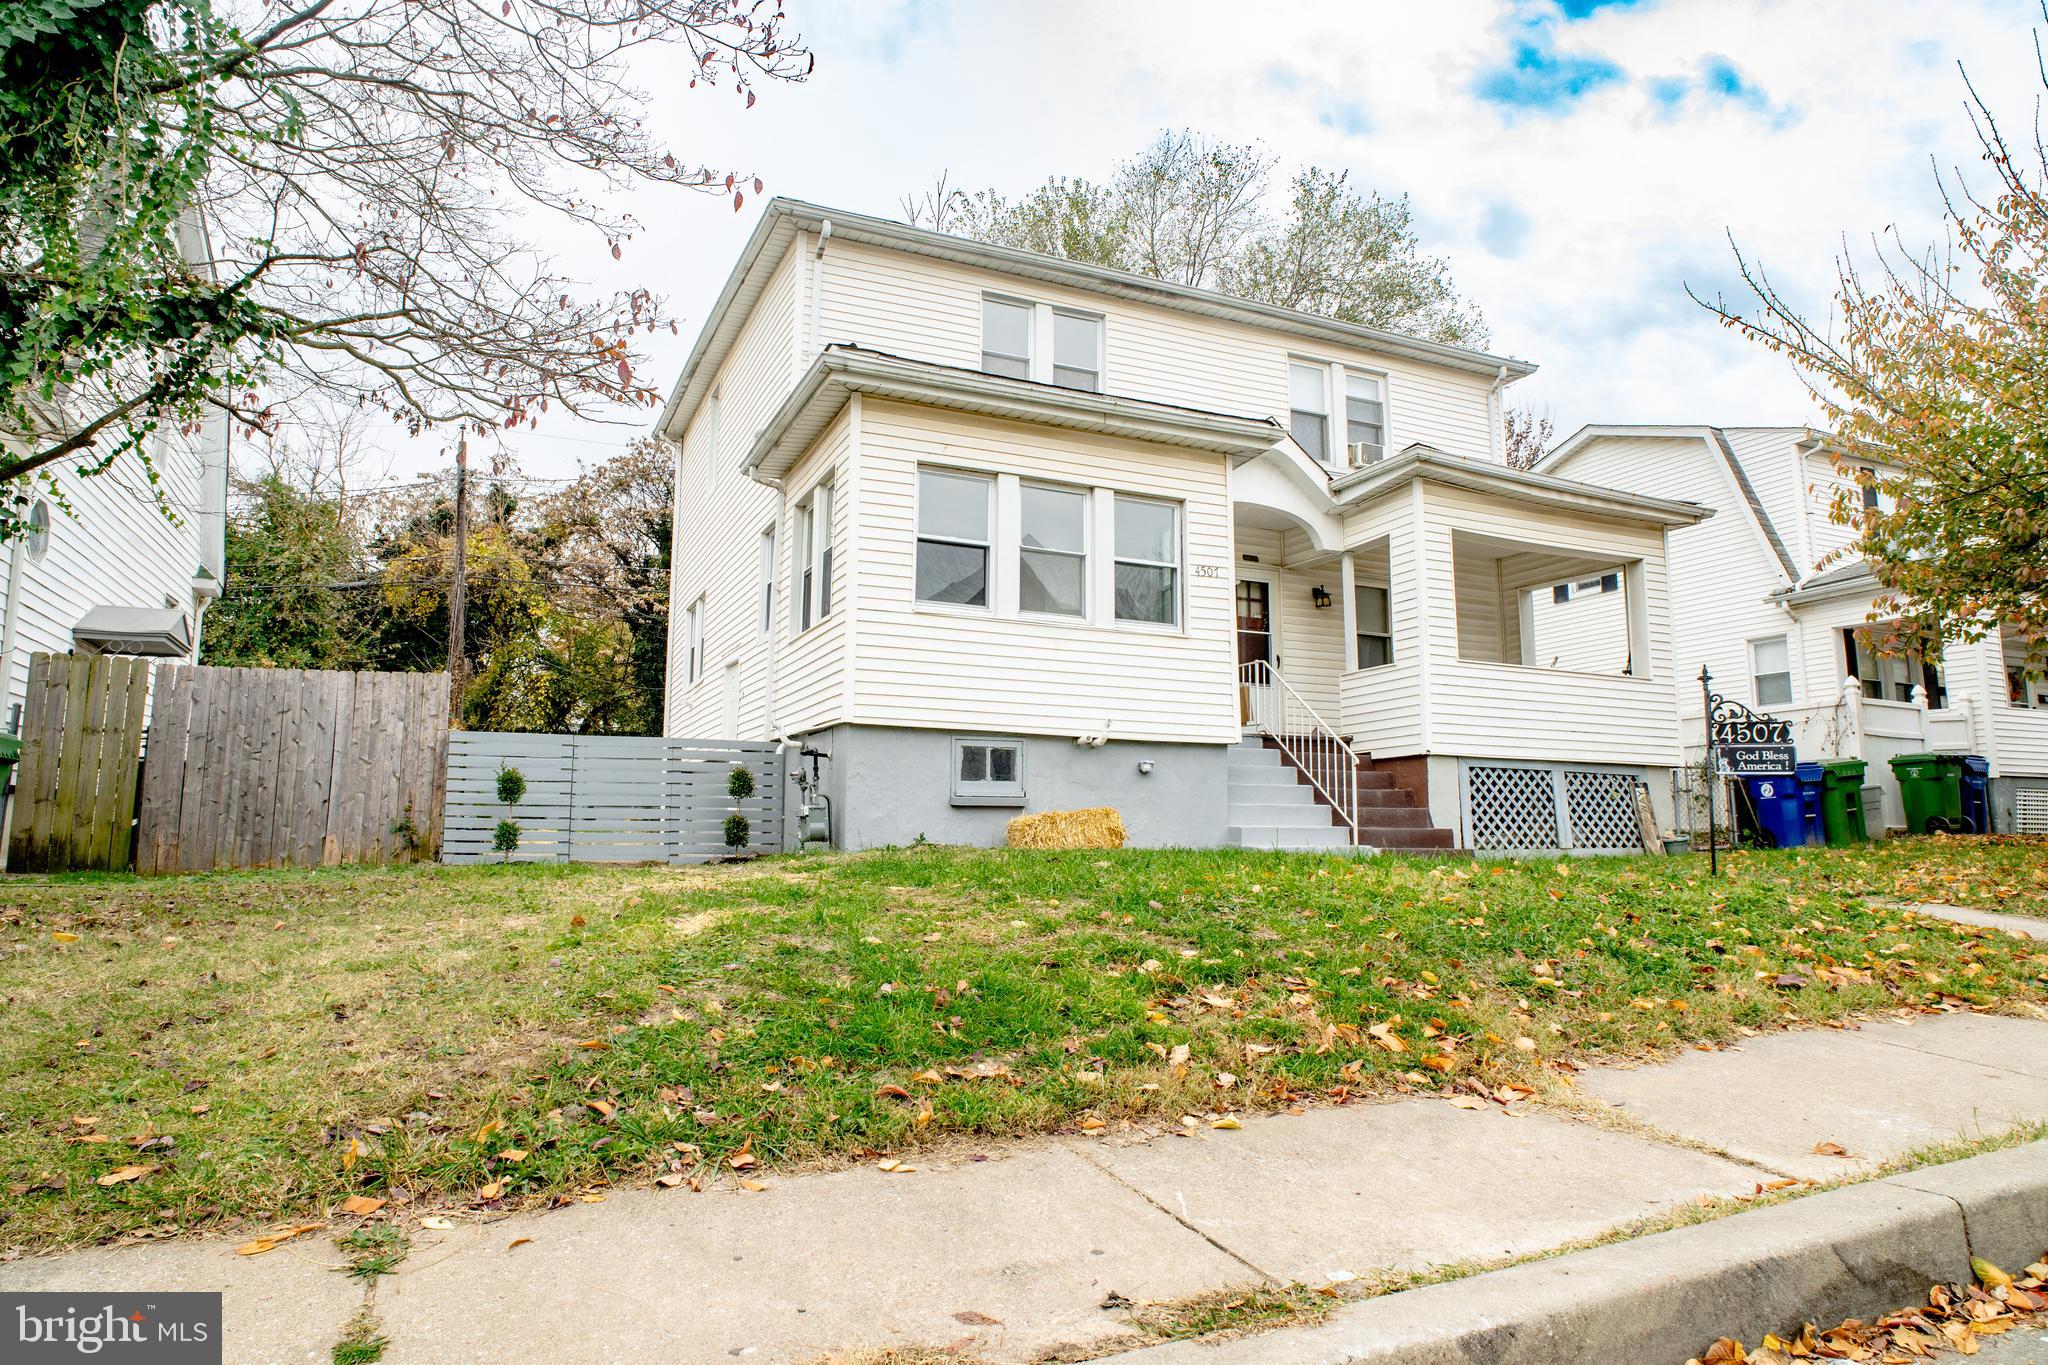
left=1858, top=466, right=1881, bottom=513
left=916, top=468, right=993, bottom=607
left=1019, top=483, right=1088, bottom=616
left=1750, top=635, right=1793, bottom=707
left=684, top=598, right=704, bottom=685
left=1355, top=584, right=1392, bottom=668
left=795, top=482, right=833, bottom=632
left=1113, top=495, right=1180, bottom=626
left=1344, top=371, right=1387, bottom=466
left=1288, top=361, right=1330, bottom=462
left=980, top=297, right=1032, bottom=380
left=757, top=526, right=777, bottom=635
left=1052, top=310, right=1102, bottom=391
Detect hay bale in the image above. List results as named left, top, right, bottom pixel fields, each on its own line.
left=1005, top=807, right=1126, bottom=850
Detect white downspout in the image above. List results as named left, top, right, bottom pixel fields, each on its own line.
left=0, top=533, right=25, bottom=731
left=1488, top=365, right=1510, bottom=465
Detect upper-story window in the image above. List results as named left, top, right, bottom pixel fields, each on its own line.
left=795, top=481, right=833, bottom=632
left=916, top=468, right=993, bottom=608
left=1858, top=466, right=1881, bottom=513
left=1019, top=482, right=1088, bottom=617
left=1288, top=361, right=1329, bottom=461
left=1052, top=310, right=1102, bottom=392
left=981, top=297, right=1032, bottom=380
left=982, top=295, right=1105, bottom=393
left=1113, top=495, right=1180, bottom=627
left=1345, top=372, right=1387, bottom=466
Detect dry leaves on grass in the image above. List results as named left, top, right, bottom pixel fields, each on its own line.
left=1689, top=1251, right=2048, bottom=1363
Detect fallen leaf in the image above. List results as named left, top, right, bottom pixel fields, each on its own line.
left=508, top=1237, right=533, bottom=1250
left=475, top=1119, right=503, bottom=1143
left=1972, top=1256, right=2014, bottom=1289
left=953, top=1311, right=1002, bottom=1326
left=476, top=1180, right=504, bottom=1201
left=340, top=1195, right=386, bottom=1216
left=1812, top=1141, right=1850, bottom=1158
left=95, top=1165, right=155, bottom=1186
left=419, top=1216, right=456, bottom=1230
left=736, top=1177, right=767, bottom=1192
left=51, top=931, right=78, bottom=943
left=1210, top=1117, right=1242, bottom=1130
left=233, top=1223, right=322, bottom=1256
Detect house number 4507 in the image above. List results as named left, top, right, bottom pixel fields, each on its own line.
left=1192, top=564, right=1226, bottom=578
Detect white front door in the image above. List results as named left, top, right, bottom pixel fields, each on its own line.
left=1235, top=570, right=1281, bottom=727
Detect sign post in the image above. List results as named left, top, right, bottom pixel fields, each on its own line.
left=1700, top=666, right=1799, bottom=876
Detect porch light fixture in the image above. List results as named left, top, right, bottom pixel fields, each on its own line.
left=1311, top=585, right=1332, bottom=609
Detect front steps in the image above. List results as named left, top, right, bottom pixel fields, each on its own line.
left=1226, top=738, right=1456, bottom=852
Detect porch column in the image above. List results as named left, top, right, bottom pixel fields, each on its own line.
left=1339, top=550, right=1357, bottom=670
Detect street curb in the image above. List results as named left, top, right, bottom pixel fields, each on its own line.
left=1106, top=1141, right=2048, bottom=1365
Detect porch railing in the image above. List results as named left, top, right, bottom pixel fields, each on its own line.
left=1238, top=659, right=1362, bottom=844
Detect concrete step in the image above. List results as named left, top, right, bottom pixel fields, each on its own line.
left=1355, top=787, right=1416, bottom=808
left=1226, top=764, right=1306, bottom=788
left=1358, top=825, right=1457, bottom=851
left=1227, top=824, right=1349, bottom=850
left=1227, top=802, right=1341, bottom=830
left=1351, top=806, right=1436, bottom=830
left=1227, top=745, right=1288, bottom=768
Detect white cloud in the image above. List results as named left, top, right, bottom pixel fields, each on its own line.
left=348, top=0, right=2045, bottom=477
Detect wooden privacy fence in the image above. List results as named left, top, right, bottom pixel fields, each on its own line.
left=135, top=665, right=450, bottom=873
left=443, top=731, right=783, bottom=863
left=9, top=654, right=151, bottom=872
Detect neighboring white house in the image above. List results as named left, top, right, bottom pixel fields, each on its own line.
left=0, top=215, right=230, bottom=731
left=1543, top=425, right=2048, bottom=833
left=656, top=200, right=1709, bottom=854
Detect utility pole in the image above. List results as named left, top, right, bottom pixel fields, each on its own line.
left=448, top=434, right=469, bottom=720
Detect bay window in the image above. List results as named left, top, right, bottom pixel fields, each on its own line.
left=1019, top=483, right=1087, bottom=617
left=916, top=468, right=993, bottom=607
left=1114, top=495, right=1180, bottom=626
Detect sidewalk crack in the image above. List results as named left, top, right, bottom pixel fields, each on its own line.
left=1070, top=1147, right=1280, bottom=1285
left=1865, top=1034, right=2048, bottom=1082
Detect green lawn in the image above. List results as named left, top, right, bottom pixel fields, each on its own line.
left=2, top=837, right=2043, bottom=1251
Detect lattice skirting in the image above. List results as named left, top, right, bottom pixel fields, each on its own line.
left=1461, top=761, right=1650, bottom=855
left=2016, top=786, right=2048, bottom=836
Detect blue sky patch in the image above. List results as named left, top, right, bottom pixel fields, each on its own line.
left=1319, top=99, right=1372, bottom=136
left=1476, top=200, right=1532, bottom=259
left=1554, top=0, right=1645, bottom=17
left=1474, top=38, right=1625, bottom=111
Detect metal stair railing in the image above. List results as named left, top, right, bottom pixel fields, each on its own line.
left=1237, top=659, right=1362, bottom=844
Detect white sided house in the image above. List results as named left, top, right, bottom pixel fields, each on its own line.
left=659, top=200, right=1709, bottom=854
left=1543, top=426, right=2048, bottom=833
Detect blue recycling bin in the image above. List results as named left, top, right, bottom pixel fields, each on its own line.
left=1743, top=773, right=1809, bottom=849
left=1958, top=755, right=1990, bottom=834
left=1794, top=762, right=1825, bottom=847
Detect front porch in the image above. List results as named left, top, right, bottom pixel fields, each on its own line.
left=1228, top=447, right=1706, bottom=851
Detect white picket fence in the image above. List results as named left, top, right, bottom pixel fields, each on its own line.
left=442, top=732, right=783, bottom=864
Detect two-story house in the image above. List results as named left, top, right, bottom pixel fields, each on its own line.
left=658, top=200, right=1709, bottom=854
left=1544, top=425, right=2048, bottom=834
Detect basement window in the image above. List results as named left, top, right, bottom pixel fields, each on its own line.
left=952, top=736, right=1026, bottom=807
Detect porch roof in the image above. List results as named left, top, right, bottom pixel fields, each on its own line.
left=1770, top=559, right=1879, bottom=606
left=1329, top=445, right=1713, bottom=529
left=746, top=345, right=1285, bottom=482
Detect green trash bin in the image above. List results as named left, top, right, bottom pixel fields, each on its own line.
left=1889, top=752, right=1962, bottom=834
left=1817, top=759, right=1869, bottom=844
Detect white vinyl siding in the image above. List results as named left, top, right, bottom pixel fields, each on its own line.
left=0, top=417, right=225, bottom=724
left=849, top=400, right=1236, bottom=744
left=775, top=409, right=853, bottom=735
left=816, top=237, right=1497, bottom=462
left=1545, top=433, right=1795, bottom=717
left=665, top=240, right=801, bottom=739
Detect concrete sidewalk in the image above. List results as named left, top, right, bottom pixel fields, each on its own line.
left=6, top=1004, right=2048, bottom=1362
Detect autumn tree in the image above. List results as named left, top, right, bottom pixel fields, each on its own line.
left=912, top=131, right=1488, bottom=346
left=1697, top=16, right=2048, bottom=674
left=1503, top=407, right=1554, bottom=471
left=0, top=0, right=808, bottom=534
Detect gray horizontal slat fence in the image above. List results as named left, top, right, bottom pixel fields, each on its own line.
left=442, top=732, right=782, bottom=864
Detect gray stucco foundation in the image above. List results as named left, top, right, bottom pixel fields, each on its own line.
left=787, top=725, right=1231, bottom=850
left=1989, top=776, right=2048, bottom=834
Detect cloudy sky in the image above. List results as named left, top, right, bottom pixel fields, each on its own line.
left=369, top=0, right=2044, bottom=482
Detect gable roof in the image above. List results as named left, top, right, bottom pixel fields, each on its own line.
left=747, top=346, right=1284, bottom=482
left=1542, top=424, right=1801, bottom=582
left=658, top=198, right=1538, bottom=443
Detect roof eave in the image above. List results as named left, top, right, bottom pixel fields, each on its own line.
left=1333, top=448, right=1712, bottom=528
left=747, top=349, right=1285, bottom=483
